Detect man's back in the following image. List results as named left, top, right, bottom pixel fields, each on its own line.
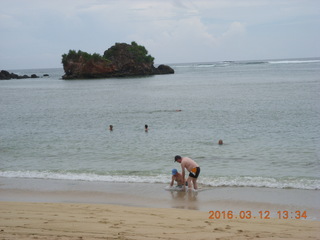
left=181, top=157, right=199, bottom=172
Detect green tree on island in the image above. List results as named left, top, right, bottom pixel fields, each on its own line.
left=62, top=41, right=154, bottom=65
left=61, top=50, right=106, bottom=65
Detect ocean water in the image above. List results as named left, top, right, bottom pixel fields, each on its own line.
left=1, top=58, right=319, bottom=190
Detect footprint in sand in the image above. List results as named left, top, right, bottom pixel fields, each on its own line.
left=214, top=227, right=224, bottom=231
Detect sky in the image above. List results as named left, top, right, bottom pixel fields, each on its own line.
left=1, top=0, right=320, bottom=69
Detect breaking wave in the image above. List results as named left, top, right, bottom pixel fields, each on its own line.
left=0, top=170, right=319, bottom=190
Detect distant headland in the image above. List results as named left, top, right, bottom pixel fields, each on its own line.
left=61, top=41, right=174, bottom=79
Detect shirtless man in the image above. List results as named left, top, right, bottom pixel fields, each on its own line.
left=174, top=155, right=200, bottom=190
left=170, top=169, right=184, bottom=188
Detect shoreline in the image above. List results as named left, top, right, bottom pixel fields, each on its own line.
left=1, top=177, right=320, bottom=239
left=1, top=177, right=319, bottom=220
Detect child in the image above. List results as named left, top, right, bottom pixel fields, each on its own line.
left=170, top=169, right=185, bottom=188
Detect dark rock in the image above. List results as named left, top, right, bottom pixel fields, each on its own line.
left=30, top=74, right=39, bottom=78
left=0, top=70, right=39, bottom=80
left=0, top=70, right=11, bottom=80
left=43, top=74, right=49, bottom=77
left=153, top=64, right=174, bottom=74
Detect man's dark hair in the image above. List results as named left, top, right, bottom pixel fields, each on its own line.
left=174, top=155, right=182, bottom=162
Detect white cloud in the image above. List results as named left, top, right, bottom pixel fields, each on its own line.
left=220, top=22, right=246, bottom=40
left=0, top=0, right=319, bottom=69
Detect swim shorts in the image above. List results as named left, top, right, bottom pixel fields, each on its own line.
left=189, top=167, right=200, bottom=178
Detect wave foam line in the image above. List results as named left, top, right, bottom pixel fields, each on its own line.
left=0, top=171, right=168, bottom=183
left=268, top=60, right=320, bottom=64
left=202, top=176, right=320, bottom=190
left=0, top=171, right=319, bottom=190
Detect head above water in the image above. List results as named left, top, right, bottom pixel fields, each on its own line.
left=172, top=169, right=178, bottom=175
left=174, top=155, right=182, bottom=162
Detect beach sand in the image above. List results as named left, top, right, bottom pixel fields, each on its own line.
left=1, top=201, right=319, bottom=240
left=0, top=178, right=319, bottom=239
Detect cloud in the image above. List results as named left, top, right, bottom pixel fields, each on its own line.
left=121, top=1, right=248, bottom=63
left=220, top=22, right=246, bottom=42
left=0, top=0, right=319, bottom=69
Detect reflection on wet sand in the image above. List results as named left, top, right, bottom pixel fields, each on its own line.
left=169, top=190, right=199, bottom=210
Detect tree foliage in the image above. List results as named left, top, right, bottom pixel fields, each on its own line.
left=62, top=42, right=155, bottom=65
left=61, top=50, right=106, bottom=65
left=129, top=41, right=154, bottom=63
left=103, top=41, right=154, bottom=64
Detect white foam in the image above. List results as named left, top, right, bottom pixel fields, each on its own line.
left=0, top=171, right=319, bottom=190
left=201, top=176, right=320, bottom=190
left=268, top=60, right=320, bottom=64
left=196, top=64, right=216, bottom=68
left=0, top=171, right=169, bottom=184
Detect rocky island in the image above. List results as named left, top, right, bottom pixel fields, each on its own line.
left=62, top=42, right=174, bottom=79
left=0, top=70, right=39, bottom=80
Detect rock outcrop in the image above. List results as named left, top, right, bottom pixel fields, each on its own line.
left=0, top=70, right=39, bottom=80
left=62, top=42, right=174, bottom=79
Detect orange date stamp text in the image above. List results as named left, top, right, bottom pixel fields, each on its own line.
left=208, top=210, right=308, bottom=220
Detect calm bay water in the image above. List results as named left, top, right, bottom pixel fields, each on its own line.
left=1, top=58, right=319, bottom=189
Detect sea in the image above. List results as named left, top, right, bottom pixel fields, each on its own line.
left=1, top=58, right=319, bottom=190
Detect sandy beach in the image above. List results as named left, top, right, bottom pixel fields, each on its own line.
left=0, top=178, right=320, bottom=239
left=0, top=201, right=319, bottom=240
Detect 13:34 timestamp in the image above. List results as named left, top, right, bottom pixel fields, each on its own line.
left=208, top=210, right=308, bottom=220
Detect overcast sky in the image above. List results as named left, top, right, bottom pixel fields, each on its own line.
left=1, top=0, right=319, bottom=69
